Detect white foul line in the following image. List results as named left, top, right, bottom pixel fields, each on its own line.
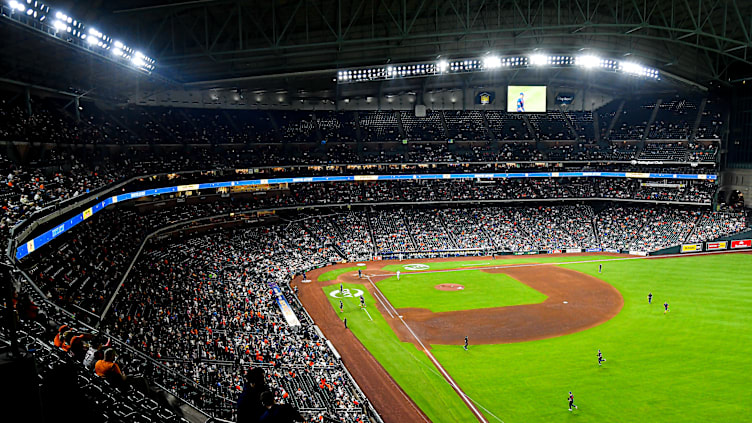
left=362, top=307, right=373, bottom=321
left=367, top=276, right=491, bottom=423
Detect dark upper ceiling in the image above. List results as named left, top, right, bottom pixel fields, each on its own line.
left=2, top=0, right=751, bottom=98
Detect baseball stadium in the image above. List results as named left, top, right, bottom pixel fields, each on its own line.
left=0, top=1, right=751, bottom=422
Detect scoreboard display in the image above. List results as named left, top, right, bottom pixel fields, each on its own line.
left=507, top=86, right=547, bottom=112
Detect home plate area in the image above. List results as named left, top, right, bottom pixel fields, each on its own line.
left=435, top=283, right=465, bottom=291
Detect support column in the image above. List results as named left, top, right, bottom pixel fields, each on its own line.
left=24, top=87, right=32, bottom=116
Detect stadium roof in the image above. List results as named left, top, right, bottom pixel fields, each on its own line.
left=2, top=0, right=751, bottom=97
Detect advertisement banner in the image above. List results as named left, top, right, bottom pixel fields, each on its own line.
left=475, top=91, right=496, bottom=105
left=605, top=248, right=620, bottom=253
left=586, top=248, right=603, bottom=252
left=681, top=243, right=703, bottom=253
left=566, top=248, right=582, bottom=253
left=555, top=93, right=575, bottom=105
left=269, top=282, right=300, bottom=327
left=730, top=239, right=752, bottom=249
left=705, top=241, right=728, bottom=251
left=629, top=250, right=648, bottom=256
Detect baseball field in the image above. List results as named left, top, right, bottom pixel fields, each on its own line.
left=297, top=252, right=752, bottom=423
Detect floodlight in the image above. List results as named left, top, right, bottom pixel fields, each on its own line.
left=112, top=47, right=122, bottom=57
left=577, top=55, right=600, bottom=68
left=131, top=56, right=145, bottom=67
left=483, top=55, right=501, bottom=69
left=436, top=60, right=449, bottom=72
left=529, top=54, right=547, bottom=66
left=620, top=62, right=643, bottom=75
left=9, top=0, right=25, bottom=12
left=113, top=40, right=123, bottom=48
left=52, top=19, right=66, bottom=31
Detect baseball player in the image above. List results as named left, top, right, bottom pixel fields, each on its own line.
left=568, top=391, right=578, bottom=411
left=339, top=300, right=344, bottom=313
left=664, top=301, right=669, bottom=314
left=339, top=283, right=343, bottom=294
left=397, top=270, right=401, bottom=281
left=598, top=264, right=602, bottom=273
left=358, top=269, right=362, bottom=279
left=648, top=292, right=652, bottom=304
left=597, top=349, right=606, bottom=366
left=464, top=336, right=468, bottom=351
left=359, top=296, right=365, bottom=309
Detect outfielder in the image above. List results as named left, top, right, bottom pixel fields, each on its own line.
left=597, top=349, right=606, bottom=366
left=568, top=391, right=578, bottom=411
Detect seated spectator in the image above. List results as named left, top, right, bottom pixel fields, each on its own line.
left=95, top=348, right=125, bottom=383
left=238, top=368, right=269, bottom=423
left=259, top=390, right=304, bottom=423
left=53, top=324, right=68, bottom=348
left=83, top=336, right=109, bottom=370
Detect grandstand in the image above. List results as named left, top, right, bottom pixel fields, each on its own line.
left=1, top=1, right=752, bottom=423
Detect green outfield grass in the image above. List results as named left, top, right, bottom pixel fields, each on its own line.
left=318, top=266, right=359, bottom=281
left=429, top=253, right=752, bottom=422
left=376, top=269, right=547, bottom=312
left=322, top=283, right=477, bottom=423
left=381, top=255, right=615, bottom=272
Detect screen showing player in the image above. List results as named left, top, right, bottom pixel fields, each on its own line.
left=507, top=86, right=546, bottom=112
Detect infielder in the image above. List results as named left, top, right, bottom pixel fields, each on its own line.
left=397, top=271, right=401, bottom=281
left=359, top=296, right=365, bottom=309
left=464, top=336, right=468, bottom=351
left=597, top=349, right=606, bottom=366
left=339, top=300, right=344, bottom=313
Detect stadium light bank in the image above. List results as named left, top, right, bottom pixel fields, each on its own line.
left=1, top=0, right=156, bottom=73
left=337, top=53, right=659, bottom=84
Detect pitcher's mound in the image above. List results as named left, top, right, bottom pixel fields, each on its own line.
left=435, top=283, right=465, bottom=291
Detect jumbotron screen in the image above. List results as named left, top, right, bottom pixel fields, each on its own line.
left=507, top=86, right=546, bottom=112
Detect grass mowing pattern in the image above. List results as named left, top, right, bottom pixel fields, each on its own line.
left=429, top=254, right=752, bottom=422
left=318, top=266, right=359, bottom=282
left=382, top=255, right=617, bottom=272
left=377, top=270, right=547, bottom=312
left=322, top=283, right=477, bottom=423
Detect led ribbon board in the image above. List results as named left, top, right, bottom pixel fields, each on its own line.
left=15, top=171, right=716, bottom=260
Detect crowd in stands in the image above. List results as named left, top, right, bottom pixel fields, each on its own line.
left=102, top=229, right=371, bottom=422
left=1, top=92, right=725, bottom=145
